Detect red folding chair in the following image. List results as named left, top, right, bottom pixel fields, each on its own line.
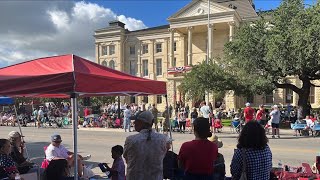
left=41, top=146, right=49, bottom=169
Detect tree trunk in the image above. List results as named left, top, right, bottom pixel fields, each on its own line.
left=297, top=80, right=311, bottom=118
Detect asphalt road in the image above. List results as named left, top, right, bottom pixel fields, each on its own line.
left=0, top=125, right=319, bottom=178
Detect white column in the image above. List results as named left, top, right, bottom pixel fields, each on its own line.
left=208, top=24, right=214, bottom=60
left=229, top=22, right=235, bottom=41
left=187, top=26, right=193, bottom=65
left=137, top=41, right=142, bottom=77
left=168, top=28, right=175, bottom=67
left=95, top=43, right=100, bottom=64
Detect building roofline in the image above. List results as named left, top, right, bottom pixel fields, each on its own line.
left=128, top=24, right=170, bottom=33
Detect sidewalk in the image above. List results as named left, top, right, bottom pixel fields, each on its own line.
left=78, top=126, right=296, bottom=134
left=78, top=127, right=125, bottom=132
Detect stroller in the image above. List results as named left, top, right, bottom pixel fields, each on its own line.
left=170, top=119, right=179, bottom=132
left=213, top=118, right=223, bottom=133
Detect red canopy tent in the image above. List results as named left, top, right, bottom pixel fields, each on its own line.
left=0, top=54, right=167, bottom=179
left=0, top=54, right=166, bottom=97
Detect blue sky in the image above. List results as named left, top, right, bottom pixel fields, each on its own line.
left=0, top=0, right=316, bottom=67
left=95, top=0, right=315, bottom=27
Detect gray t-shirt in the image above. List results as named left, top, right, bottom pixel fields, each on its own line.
left=270, top=110, right=280, bottom=124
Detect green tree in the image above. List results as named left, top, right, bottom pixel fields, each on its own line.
left=224, top=0, right=320, bottom=116
left=179, top=59, right=243, bottom=101
left=180, top=0, right=320, bottom=116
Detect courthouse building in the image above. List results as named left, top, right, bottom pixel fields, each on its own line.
left=94, top=0, right=319, bottom=110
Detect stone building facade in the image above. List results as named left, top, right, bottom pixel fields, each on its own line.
left=94, top=0, right=319, bottom=111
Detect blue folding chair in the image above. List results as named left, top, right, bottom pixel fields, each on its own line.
left=230, top=120, right=241, bottom=134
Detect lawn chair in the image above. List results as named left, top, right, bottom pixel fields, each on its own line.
left=230, top=119, right=241, bottom=134
left=41, top=146, right=49, bottom=169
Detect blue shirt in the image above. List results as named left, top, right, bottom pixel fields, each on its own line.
left=230, top=145, right=272, bottom=180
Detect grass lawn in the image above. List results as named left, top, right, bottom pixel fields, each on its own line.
left=221, top=119, right=232, bottom=127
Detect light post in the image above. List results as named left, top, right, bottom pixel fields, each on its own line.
left=206, top=0, right=211, bottom=106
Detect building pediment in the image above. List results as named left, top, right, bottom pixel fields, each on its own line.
left=168, top=0, right=234, bottom=21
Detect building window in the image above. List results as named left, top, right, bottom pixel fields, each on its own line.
left=157, top=95, right=162, bottom=104
left=109, top=45, right=115, bottom=55
left=173, top=42, right=177, bottom=52
left=143, top=96, right=148, bottom=103
left=142, top=59, right=148, bottom=76
left=109, top=60, right=115, bottom=69
left=130, top=96, right=136, bottom=104
left=129, top=60, right=136, bottom=75
left=285, top=88, right=293, bottom=104
left=142, top=44, right=148, bottom=54
left=102, top=60, right=108, bottom=67
left=156, top=43, right=162, bottom=53
left=130, top=46, right=135, bottom=55
left=309, top=86, right=315, bottom=104
left=172, top=57, right=176, bottom=67
left=156, top=58, right=162, bottom=76
left=102, top=46, right=108, bottom=56
left=265, top=93, right=273, bottom=104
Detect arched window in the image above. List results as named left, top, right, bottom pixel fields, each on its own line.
left=101, top=60, right=108, bottom=67
left=109, top=60, right=115, bottom=69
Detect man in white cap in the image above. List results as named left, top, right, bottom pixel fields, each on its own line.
left=270, top=105, right=281, bottom=138
left=45, top=134, right=90, bottom=177
left=123, top=111, right=167, bottom=180
left=243, top=102, right=255, bottom=123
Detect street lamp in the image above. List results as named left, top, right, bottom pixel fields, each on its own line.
left=206, top=0, right=211, bottom=106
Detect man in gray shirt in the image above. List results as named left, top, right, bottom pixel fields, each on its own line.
left=270, top=105, right=281, bottom=138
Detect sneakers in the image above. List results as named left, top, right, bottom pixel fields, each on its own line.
left=82, top=154, right=91, bottom=160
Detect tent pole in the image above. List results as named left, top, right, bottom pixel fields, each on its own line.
left=71, top=93, right=78, bottom=180
left=13, top=105, right=30, bottom=160
left=117, top=96, right=121, bottom=119
left=165, top=95, right=173, bottom=151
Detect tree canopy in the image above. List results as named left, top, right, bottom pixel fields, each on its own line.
left=181, top=0, right=320, bottom=115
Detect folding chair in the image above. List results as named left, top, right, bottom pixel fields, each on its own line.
left=230, top=120, right=241, bottom=134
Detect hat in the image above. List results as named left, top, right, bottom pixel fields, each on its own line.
left=208, top=135, right=223, bottom=148
left=136, top=111, right=154, bottom=124
left=245, top=102, right=251, bottom=107
left=8, top=131, right=24, bottom=138
left=51, top=134, right=62, bottom=142
left=273, top=105, right=278, bottom=109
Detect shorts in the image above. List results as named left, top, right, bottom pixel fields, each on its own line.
left=203, top=118, right=211, bottom=126
left=191, top=118, right=195, bottom=124
left=271, top=123, right=279, bottom=128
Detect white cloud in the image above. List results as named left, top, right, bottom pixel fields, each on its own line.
left=0, top=1, right=147, bottom=67
left=47, top=10, right=70, bottom=30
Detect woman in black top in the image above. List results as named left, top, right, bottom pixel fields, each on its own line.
left=190, top=108, right=198, bottom=133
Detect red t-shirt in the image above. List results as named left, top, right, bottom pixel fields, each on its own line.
left=244, top=107, right=255, bottom=122
left=256, top=109, right=264, bottom=121
left=178, top=140, right=218, bottom=175
left=84, top=108, right=90, bottom=117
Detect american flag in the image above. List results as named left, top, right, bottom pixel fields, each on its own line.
left=167, top=66, right=192, bottom=74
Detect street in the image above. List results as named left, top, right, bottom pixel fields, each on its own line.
left=0, top=126, right=318, bottom=178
